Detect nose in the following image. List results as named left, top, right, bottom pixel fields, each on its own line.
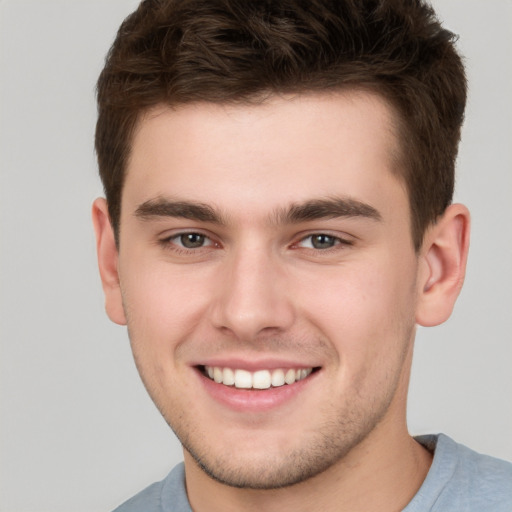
left=209, top=245, right=295, bottom=341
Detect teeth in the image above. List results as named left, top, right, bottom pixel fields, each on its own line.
left=253, top=370, right=271, bottom=389
left=284, top=368, right=296, bottom=385
left=222, top=367, right=235, bottom=386
left=204, top=366, right=313, bottom=389
left=234, top=369, right=252, bottom=389
left=213, top=367, right=223, bottom=383
left=271, top=369, right=285, bottom=387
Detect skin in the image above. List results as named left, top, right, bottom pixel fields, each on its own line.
left=93, top=91, right=470, bottom=511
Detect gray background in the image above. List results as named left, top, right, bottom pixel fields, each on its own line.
left=1, top=1, right=511, bottom=510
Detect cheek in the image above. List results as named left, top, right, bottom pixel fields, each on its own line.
left=296, top=257, right=418, bottom=357
left=120, top=265, right=206, bottom=398
left=119, top=260, right=212, bottom=350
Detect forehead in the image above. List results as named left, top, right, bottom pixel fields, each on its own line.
left=123, top=91, right=405, bottom=222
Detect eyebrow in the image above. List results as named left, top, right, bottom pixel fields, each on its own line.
left=134, top=198, right=226, bottom=224
left=134, top=196, right=381, bottom=225
left=275, top=197, right=382, bottom=224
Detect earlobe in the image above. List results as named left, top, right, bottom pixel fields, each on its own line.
left=92, top=198, right=127, bottom=326
left=416, top=203, right=470, bottom=327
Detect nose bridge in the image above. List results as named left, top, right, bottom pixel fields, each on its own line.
left=211, top=241, right=294, bottom=339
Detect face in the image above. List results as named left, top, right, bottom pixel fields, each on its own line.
left=110, top=92, right=423, bottom=488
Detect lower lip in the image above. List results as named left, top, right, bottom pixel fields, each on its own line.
left=196, top=368, right=318, bottom=412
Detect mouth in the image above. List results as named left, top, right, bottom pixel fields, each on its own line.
left=199, top=365, right=319, bottom=390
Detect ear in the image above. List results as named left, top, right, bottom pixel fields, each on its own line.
left=416, top=203, right=470, bottom=327
left=92, top=198, right=127, bottom=325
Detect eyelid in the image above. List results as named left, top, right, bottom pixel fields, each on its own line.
left=156, top=228, right=354, bottom=252
left=172, top=233, right=214, bottom=247
left=292, top=232, right=355, bottom=250
left=158, top=229, right=220, bottom=250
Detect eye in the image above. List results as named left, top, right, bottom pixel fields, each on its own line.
left=297, top=234, right=348, bottom=250
left=165, top=232, right=215, bottom=250
left=180, top=233, right=208, bottom=248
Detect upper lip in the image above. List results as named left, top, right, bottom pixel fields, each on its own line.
left=192, top=357, right=321, bottom=371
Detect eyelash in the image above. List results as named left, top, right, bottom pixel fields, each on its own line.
left=159, top=232, right=218, bottom=253
left=294, top=233, right=353, bottom=251
left=158, top=231, right=353, bottom=254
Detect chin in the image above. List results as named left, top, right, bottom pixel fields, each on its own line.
left=178, top=417, right=375, bottom=490
left=186, top=448, right=338, bottom=489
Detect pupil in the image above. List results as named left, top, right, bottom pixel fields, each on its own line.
left=181, top=233, right=204, bottom=248
left=312, top=234, right=335, bottom=249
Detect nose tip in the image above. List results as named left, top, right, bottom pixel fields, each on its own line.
left=216, top=310, right=280, bottom=340
left=209, top=252, right=295, bottom=340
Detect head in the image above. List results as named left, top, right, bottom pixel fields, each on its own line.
left=96, top=0, right=466, bottom=251
left=93, top=0, right=470, bottom=494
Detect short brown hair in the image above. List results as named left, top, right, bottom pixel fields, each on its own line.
left=95, top=0, right=466, bottom=249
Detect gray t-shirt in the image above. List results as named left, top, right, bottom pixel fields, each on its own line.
left=112, top=434, right=512, bottom=511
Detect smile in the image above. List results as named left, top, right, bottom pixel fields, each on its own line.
left=202, top=366, right=314, bottom=389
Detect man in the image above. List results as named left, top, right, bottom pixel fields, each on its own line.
left=92, top=0, right=512, bottom=510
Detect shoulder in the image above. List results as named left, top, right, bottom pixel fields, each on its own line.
left=111, top=463, right=191, bottom=512
left=406, top=434, right=512, bottom=512
left=448, top=435, right=512, bottom=506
